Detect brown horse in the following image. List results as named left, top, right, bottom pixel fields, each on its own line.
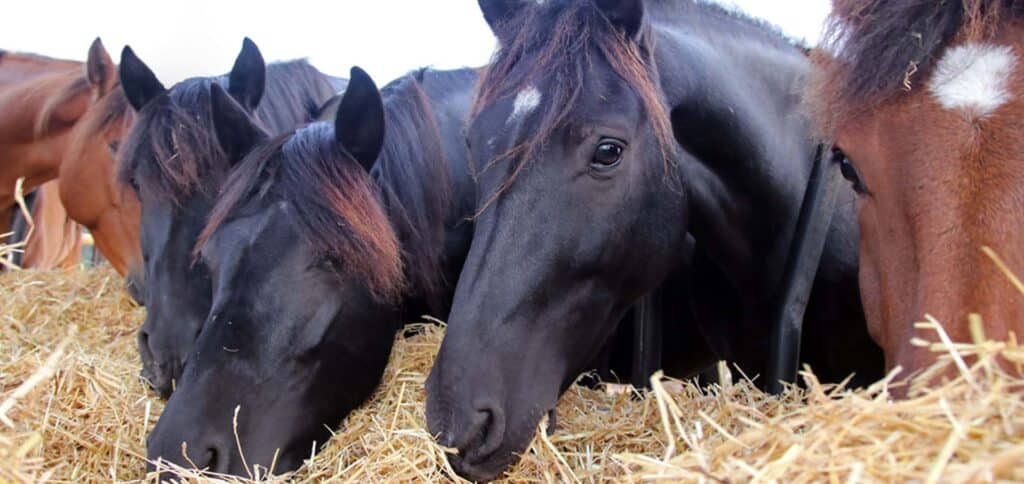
left=54, top=44, right=143, bottom=291
left=810, top=0, right=1024, bottom=381
left=0, top=44, right=90, bottom=243
left=0, top=39, right=142, bottom=293
left=12, top=179, right=83, bottom=269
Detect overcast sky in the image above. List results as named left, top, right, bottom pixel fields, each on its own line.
left=2, top=1, right=830, bottom=85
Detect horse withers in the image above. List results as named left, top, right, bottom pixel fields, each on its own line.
left=810, top=0, right=1024, bottom=382
left=146, top=66, right=478, bottom=477
left=426, top=1, right=882, bottom=480
left=117, top=38, right=339, bottom=398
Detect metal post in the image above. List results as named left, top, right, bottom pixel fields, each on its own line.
left=766, top=144, right=845, bottom=394
left=631, top=286, right=664, bottom=389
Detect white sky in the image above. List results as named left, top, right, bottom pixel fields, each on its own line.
left=2, top=1, right=830, bottom=86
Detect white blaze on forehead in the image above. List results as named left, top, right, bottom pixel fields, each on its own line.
left=929, top=43, right=1016, bottom=116
left=508, top=86, right=542, bottom=123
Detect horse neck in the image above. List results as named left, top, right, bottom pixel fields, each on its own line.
left=253, top=62, right=337, bottom=134
left=0, top=53, right=79, bottom=87
left=651, top=10, right=843, bottom=295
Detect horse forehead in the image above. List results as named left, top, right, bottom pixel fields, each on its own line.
left=928, top=43, right=1017, bottom=117
left=507, top=86, right=542, bottom=124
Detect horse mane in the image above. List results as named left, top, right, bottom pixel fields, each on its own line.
left=199, top=71, right=453, bottom=306
left=80, top=84, right=133, bottom=139
left=372, top=71, right=452, bottom=310
left=254, top=59, right=338, bottom=133
left=471, top=0, right=673, bottom=200
left=117, top=59, right=336, bottom=204
left=811, top=0, right=1024, bottom=129
left=33, top=70, right=90, bottom=137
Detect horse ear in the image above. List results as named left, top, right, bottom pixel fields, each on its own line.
left=119, top=46, right=166, bottom=112
left=210, top=82, right=266, bottom=164
left=594, top=0, right=646, bottom=39
left=478, top=0, right=524, bottom=35
left=334, top=66, right=384, bottom=171
left=227, top=37, right=266, bottom=112
left=85, top=38, right=115, bottom=100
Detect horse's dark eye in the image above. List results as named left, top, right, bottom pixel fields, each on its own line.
left=591, top=141, right=624, bottom=171
left=108, top=141, right=121, bottom=154
left=836, top=151, right=869, bottom=195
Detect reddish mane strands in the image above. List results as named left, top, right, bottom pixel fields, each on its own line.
left=810, top=0, right=1024, bottom=132
left=198, top=124, right=405, bottom=303
left=471, top=1, right=674, bottom=195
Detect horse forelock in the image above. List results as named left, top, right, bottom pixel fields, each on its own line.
left=810, top=0, right=1024, bottom=132
left=118, top=77, right=231, bottom=205
left=77, top=84, right=132, bottom=141
left=471, top=1, right=673, bottom=204
left=198, top=123, right=404, bottom=304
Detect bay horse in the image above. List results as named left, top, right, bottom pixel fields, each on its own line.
left=9, top=180, right=83, bottom=269
left=426, top=0, right=883, bottom=480
left=809, top=0, right=1024, bottom=381
left=146, top=66, right=478, bottom=477
left=0, top=42, right=98, bottom=251
left=118, top=38, right=342, bottom=398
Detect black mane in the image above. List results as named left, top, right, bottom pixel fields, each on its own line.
left=118, top=59, right=336, bottom=203
left=200, top=70, right=454, bottom=307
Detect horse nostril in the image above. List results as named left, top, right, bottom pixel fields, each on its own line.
left=204, top=448, right=218, bottom=472
left=470, top=405, right=506, bottom=463
left=194, top=444, right=229, bottom=474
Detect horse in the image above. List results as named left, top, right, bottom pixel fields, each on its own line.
left=117, top=38, right=342, bottom=398
left=54, top=41, right=145, bottom=298
left=808, top=0, right=1024, bottom=382
left=144, top=65, right=478, bottom=477
left=425, top=1, right=884, bottom=480
left=0, top=41, right=100, bottom=251
left=9, top=179, right=83, bottom=269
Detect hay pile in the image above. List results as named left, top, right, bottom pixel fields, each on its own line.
left=1, top=267, right=1023, bottom=483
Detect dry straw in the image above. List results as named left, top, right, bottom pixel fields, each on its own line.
left=1, top=263, right=1023, bottom=482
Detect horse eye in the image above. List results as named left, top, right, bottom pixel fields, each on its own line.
left=108, top=141, right=121, bottom=154
left=591, top=141, right=624, bottom=171
left=836, top=151, right=869, bottom=195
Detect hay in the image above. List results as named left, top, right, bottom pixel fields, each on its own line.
left=1, top=267, right=1023, bottom=483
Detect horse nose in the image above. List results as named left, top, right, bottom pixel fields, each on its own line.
left=149, top=436, right=231, bottom=477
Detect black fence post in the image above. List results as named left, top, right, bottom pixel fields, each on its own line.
left=766, top=145, right=844, bottom=394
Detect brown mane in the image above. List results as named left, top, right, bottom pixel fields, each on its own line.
left=471, top=1, right=674, bottom=200
left=33, top=73, right=91, bottom=137
left=76, top=83, right=133, bottom=143
left=810, top=0, right=1024, bottom=130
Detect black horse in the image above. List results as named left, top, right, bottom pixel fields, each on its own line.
left=426, top=0, right=884, bottom=480
left=118, top=38, right=342, bottom=398
left=145, top=66, right=480, bottom=477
